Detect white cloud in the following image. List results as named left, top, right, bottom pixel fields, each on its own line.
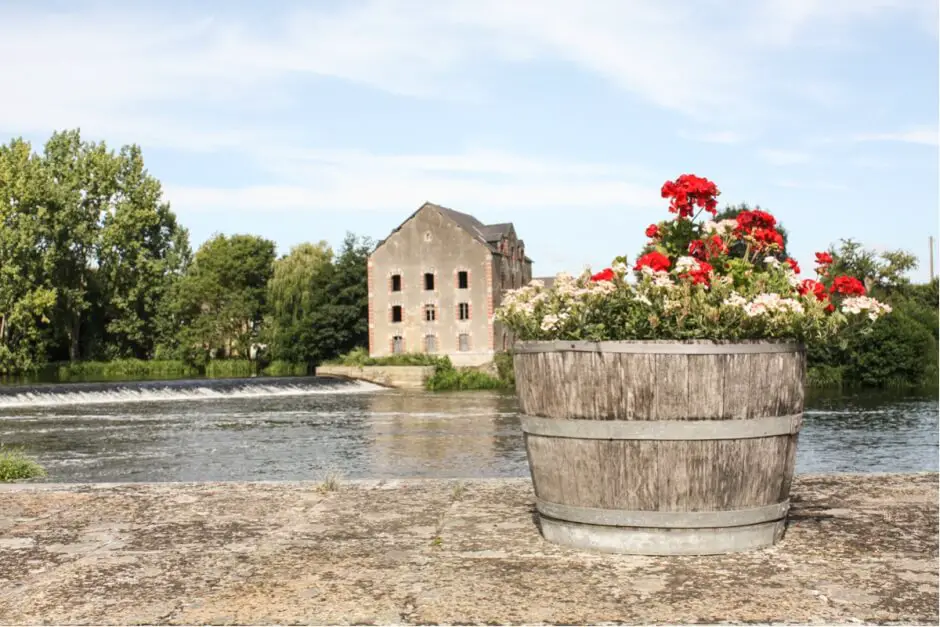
left=853, top=127, right=939, bottom=146
left=758, top=149, right=815, bottom=165
left=164, top=149, right=661, bottom=214
left=3, top=0, right=929, bottom=148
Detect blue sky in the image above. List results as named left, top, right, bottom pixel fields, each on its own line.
left=1, top=0, right=937, bottom=280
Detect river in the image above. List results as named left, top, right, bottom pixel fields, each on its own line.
left=0, top=376, right=936, bottom=482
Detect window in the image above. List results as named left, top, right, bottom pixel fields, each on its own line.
left=392, top=335, right=404, bottom=354
left=457, top=271, right=468, bottom=289
left=458, top=334, right=470, bottom=352
left=424, top=272, right=435, bottom=290
left=424, top=334, right=437, bottom=353
left=391, top=274, right=401, bottom=292
left=458, top=302, right=470, bottom=320
left=424, top=304, right=436, bottom=322
left=391, top=305, right=402, bottom=323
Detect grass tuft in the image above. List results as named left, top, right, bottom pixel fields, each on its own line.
left=0, top=445, right=47, bottom=482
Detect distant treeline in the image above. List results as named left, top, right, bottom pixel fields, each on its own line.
left=1, top=130, right=936, bottom=388
left=0, top=129, right=368, bottom=376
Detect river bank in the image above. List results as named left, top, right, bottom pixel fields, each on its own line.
left=0, top=473, right=936, bottom=625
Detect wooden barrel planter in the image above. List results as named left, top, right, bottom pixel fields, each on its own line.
left=514, top=340, right=805, bottom=555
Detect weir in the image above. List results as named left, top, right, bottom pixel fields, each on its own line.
left=0, top=376, right=385, bottom=409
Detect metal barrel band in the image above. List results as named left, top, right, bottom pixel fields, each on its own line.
left=514, top=340, right=802, bottom=355
left=521, top=414, right=802, bottom=440
left=536, top=499, right=790, bottom=529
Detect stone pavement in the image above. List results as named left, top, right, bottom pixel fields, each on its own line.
left=0, top=473, right=936, bottom=625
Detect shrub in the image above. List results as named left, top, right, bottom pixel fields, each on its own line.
left=425, top=361, right=505, bottom=391
left=327, top=348, right=448, bottom=368
left=0, top=445, right=46, bottom=482
left=494, top=351, right=515, bottom=387
left=262, top=360, right=309, bottom=377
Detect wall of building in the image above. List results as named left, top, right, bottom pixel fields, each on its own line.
left=316, top=365, right=434, bottom=390
left=369, top=206, right=495, bottom=366
left=491, top=230, right=533, bottom=352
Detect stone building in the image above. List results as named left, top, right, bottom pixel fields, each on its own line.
left=368, top=202, right=532, bottom=366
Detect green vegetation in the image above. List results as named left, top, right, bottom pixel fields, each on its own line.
left=326, top=347, right=446, bottom=367
left=261, top=360, right=310, bottom=377
left=56, top=359, right=200, bottom=380
left=807, top=240, right=938, bottom=390
left=0, top=129, right=371, bottom=380
left=0, top=445, right=46, bottom=482
left=425, top=361, right=506, bottom=391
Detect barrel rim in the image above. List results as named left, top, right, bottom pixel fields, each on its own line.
left=514, top=339, right=804, bottom=355
left=521, top=414, right=802, bottom=440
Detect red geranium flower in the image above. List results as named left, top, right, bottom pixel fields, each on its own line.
left=687, top=260, right=713, bottom=285
left=661, top=174, right=720, bottom=218
left=635, top=251, right=671, bottom=273
left=688, top=239, right=706, bottom=259
left=591, top=268, right=616, bottom=282
left=830, top=275, right=866, bottom=296
left=645, top=224, right=660, bottom=239
left=798, top=279, right=827, bottom=301
left=785, top=258, right=800, bottom=274
left=706, top=234, right=727, bottom=258
left=736, top=210, right=776, bottom=231
left=752, top=227, right=784, bottom=250
left=815, top=252, right=833, bottom=266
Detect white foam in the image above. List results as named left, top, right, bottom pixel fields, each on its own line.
left=0, top=380, right=386, bottom=409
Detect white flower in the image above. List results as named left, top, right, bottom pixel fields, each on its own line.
left=764, top=256, right=780, bottom=267
left=612, top=261, right=628, bottom=274
left=841, top=296, right=892, bottom=320
left=528, top=279, right=544, bottom=288
left=634, top=293, right=652, bottom=306
left=540, top=314, right=560, bottom=331
left=723, top=292, right=748, bottom=308
left=703, top=219, right=737, bottom=236
left=787, top=273, right=802, bottom=287
left=652, top=272, right=674, bottom=287
left=675, top=256, right=699, bottom=273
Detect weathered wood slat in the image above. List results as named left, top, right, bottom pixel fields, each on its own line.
left=515, top=340, right=806, bottom=555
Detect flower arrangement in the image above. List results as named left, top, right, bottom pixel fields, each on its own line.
left=496, top=174, right=891, bottom=343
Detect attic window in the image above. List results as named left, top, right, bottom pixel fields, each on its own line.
left=391, top=274, right=402, bottom=292
left=458, top=271, right=468, bottom=289
left=424, top=273, right=435, bottom=291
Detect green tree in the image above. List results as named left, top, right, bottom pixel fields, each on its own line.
left=42, top=130, right=119, bottom=361
left=318, top=233, right=372, bottom=360
left=824, top=238, right=918, bottom=296
left=97, top=144, right=191, bottom=358
left=174, top=234, right=276, bottom=364
left=0, top=139, right=58, bottom=373
left=265, top=241, right=334, bottom=365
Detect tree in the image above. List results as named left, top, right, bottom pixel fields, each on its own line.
left=42, top=130, right=116, bottom=361
left=825, top=238, right=918, bottom=296
left=97, top=144, right=191, bottom=358
left=174, top=234, right=276, bottom=363
left=0, top=139, right=58, bottom=373
left=265, top=241, right=334, bottom=365
left=318, top=233, right=372, bottom=360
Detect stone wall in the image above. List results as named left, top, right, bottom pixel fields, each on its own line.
left=316, top=365, right=434, bottom=390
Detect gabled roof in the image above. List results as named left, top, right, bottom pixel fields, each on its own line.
left=374, top=202, right=521, bottom=254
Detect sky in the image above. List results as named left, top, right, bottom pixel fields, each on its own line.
left=1, top=0, right=938, bottom=281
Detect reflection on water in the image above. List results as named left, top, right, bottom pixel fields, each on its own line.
left=0, top=377, right=935, bottom=482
